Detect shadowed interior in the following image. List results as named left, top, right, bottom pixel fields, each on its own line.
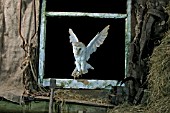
left=46, top=0, right=126, bottom=14
left=44, top=16, right=125, bottom=80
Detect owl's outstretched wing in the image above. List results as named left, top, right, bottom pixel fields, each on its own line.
left=69, top=28, right=79, bottom=43
left=86, top=25, right=110, bottom=61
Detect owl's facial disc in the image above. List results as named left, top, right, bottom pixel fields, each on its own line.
left=76, top=47, right=81, bottom=55
left=73, top=42, right=85, bottom=55
left=73, top=47, right=81, bottom=55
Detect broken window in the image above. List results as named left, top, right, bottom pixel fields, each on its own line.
left=39, top=0, right=131, bottom=89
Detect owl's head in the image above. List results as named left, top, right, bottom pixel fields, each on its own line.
left=72, top=42, right=86, bottom=55
left=73, top=42, right=85, bottom=47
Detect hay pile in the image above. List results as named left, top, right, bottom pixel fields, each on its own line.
left=147, top=29, right=170, bottom=113
left=146, top=5, right=170, bottom=112
left=108, top=27, right=170, bottom=113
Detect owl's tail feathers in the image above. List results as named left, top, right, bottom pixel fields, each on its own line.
left=81, top=63, right=94, bottom=75
left=86, top=63, right=94, bottom=70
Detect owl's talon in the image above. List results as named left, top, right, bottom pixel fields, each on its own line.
left=71, top=70, right=82, bottom=78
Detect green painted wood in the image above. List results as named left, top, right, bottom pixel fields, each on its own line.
left=58, top=103, right=109, bottom=113
left=0, top=99, right=112, bottom=113
left=0, top=99, right=50, bottom=113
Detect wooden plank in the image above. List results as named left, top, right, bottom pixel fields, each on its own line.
left=33, top=96, right=114, bottom=107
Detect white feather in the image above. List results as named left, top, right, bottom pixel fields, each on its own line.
left=69, top=28, right=79, bottom=43
left=86, top=25, right=110, bottom=61
left=68, top=25, right=110, bottom=78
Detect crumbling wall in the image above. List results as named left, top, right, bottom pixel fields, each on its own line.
left=0, top=0, right=40, bottom=103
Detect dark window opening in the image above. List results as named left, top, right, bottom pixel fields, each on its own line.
left=44, top=16, right=125, bottom=80
left=46, top=0, right=127, bottom=14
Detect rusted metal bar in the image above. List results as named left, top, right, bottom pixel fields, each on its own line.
left=49, top=79, right=56, bottom=113
left=49, top=88, right=54, bottom=113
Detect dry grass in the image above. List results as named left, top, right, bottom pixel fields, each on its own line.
left=107, top=103, right=146, bottom=113
left=54, top=89, right=110, bottom=105
left=147, top=29, right=170, bottom=113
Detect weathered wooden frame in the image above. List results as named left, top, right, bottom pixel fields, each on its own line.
left=38, top=0, right=131, bottom=89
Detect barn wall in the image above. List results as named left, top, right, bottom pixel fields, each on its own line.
left=127, top=0, right=169, bottom=104
left=0, top=0, right=40, bottom=103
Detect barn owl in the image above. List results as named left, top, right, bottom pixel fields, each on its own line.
left=69, top=25, right=110, bottom=78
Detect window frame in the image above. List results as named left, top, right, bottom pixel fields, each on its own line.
left=38, top=0, right=131, bottom=89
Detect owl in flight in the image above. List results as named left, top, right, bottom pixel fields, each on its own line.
left=69, top=25, right=110, bottom=78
